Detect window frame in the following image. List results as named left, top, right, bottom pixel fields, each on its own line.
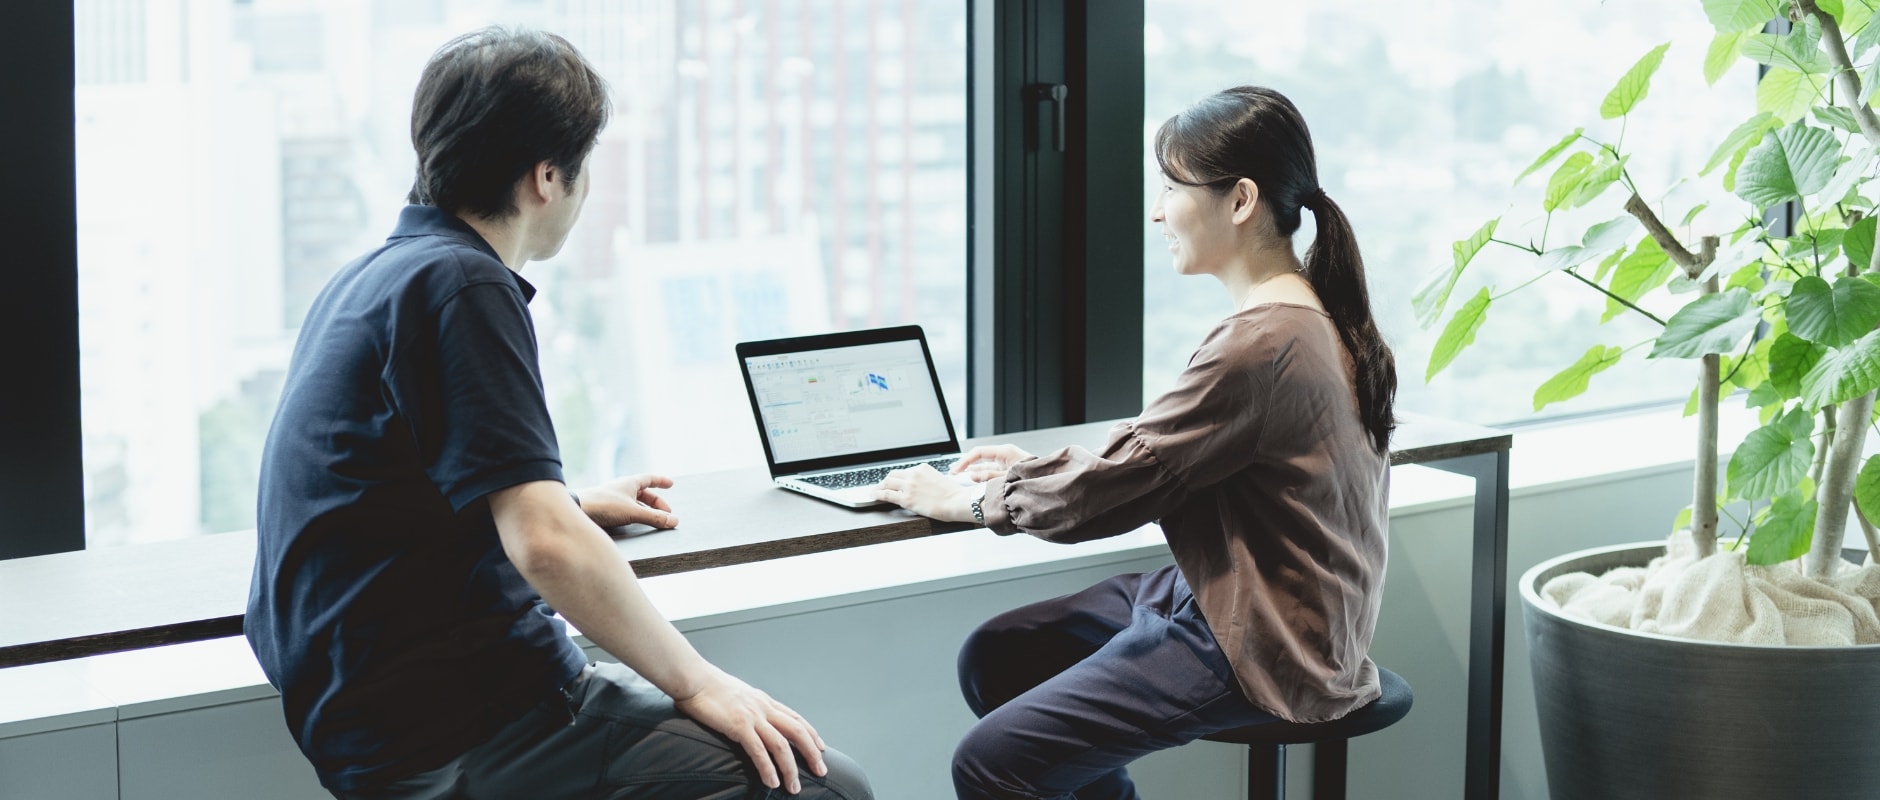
left=2, top=0, right=85, bottom=559
left=5, top=0, right=1150, bottom=558
left=968, top=0, right=1144, bottom=436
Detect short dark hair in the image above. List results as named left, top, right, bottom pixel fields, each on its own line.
left=407, top=27, right=611, bottom=220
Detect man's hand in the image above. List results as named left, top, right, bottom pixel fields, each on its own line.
left=673, top=668, right=829, bottom=794
left=574, top=474, right=678, bottom=529
left=874, top=463, right=977, bottom=522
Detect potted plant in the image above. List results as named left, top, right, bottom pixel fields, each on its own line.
left=1416, top=2, right=1880, bottom=797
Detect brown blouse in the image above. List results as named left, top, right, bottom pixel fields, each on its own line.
left=978, top=303, right=1389, bottom=723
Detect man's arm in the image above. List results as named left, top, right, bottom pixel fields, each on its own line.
left=487, top=479, right=827, bottom=794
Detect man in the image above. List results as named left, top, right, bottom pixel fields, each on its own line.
left=247, top=28, right=871, bottom=800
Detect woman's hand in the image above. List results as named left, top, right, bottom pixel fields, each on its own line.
left=952, top=444, right=1036, bottom=483
left=875, top=464, right=978, bottom=522
left=574, top=475, right=679, bottom=529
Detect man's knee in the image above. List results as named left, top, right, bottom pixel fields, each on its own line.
left=799, top=746, right=873, bottom=799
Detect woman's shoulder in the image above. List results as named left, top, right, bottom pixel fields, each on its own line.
left=1203, top=303, right=1335, bottom=353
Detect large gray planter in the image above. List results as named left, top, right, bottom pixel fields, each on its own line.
left=1522, top=542, right=1880, bottom=800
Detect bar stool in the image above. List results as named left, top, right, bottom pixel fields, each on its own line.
left=1201, top=667, right=1412, bottom=800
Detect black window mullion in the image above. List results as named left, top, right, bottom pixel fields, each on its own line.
left=1, top=1, right=85, bottom=563
left=968, top=0, right=1144, bottom=437
left=2, top=0, right=86, bottom=559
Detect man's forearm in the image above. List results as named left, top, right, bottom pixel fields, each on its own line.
left=492, top=481, right=714, bottom=700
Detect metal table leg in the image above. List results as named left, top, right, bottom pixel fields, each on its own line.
left=1426, top=449, right=1510, bottom=800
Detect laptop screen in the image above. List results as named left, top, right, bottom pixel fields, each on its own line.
left=744, top=337, right=954, bottom=466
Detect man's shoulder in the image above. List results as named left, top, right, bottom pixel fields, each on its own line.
left=339, top=232, right=517, bottom=316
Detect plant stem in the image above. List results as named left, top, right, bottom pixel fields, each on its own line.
left=1857, top=505, right=1880, bottom=560
left=1561, top=268, right=1669, bottom=326
left=1488, top=237, right=1542, bottom=255
left=1491, top=271, right=1551, bottom=300
left=1692, top=237, right=1722, bottom=555
left=1624, top=193, right=1706, bottom=274
left=1813, top=406, right=1836, bottom=486
left=1798, top=0, right=1880, bottom=147
left=1719, top=333, right=1758, bottom=387
left=1809, top=394, right=1875, bottom=577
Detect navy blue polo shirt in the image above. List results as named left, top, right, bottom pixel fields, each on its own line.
left=247, top=205, right=587, bottom=790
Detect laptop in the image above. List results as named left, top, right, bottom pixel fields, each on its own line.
left=736, top=325, right=964, bottom=508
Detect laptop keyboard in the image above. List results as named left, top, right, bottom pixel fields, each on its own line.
left=799, top=457, right=961, bottom=489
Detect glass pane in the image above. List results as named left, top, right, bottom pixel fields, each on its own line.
left=75, top=0, right=968, bottom=547
left=1142, top=0, right=1754, bottom=425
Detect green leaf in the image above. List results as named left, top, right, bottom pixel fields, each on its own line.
left=1800, top=328, right=1880, bottom=408
left=1814, top=105, right=1863, bottom=133
left=1727, top=407, right=1815, bottom=500
left=1594, top=246, right=1628, bottom=283
left=1785, top=274, right=1880, bottom=346
left=1414, top=218, right=1498, bottom=328
left=1771, top=333, right=1830, bottom=398
left=1682, top=203, right=1711, bottom=227
left=1748, top=488, right=1817, bottom=565
left=1757, top=68, right=1824, bottom=123
left=1857, top=9, right=1880, bottom=65
left=1601, top=43, right=1671, bottom=119
left=1702, top=113, right=1780, bottom=177
left=1427, top=288, right=1491, bottom=382
left=1736, top=124, right=1843, bottom=208
left=1537, top=217, right=1636, bottom=272
left=1863, top=55, right=1880, bottom=106
left=1516, top=129, right=1584, bottom=184
left=1673, top=505, right=1694, bottom=534
left=1851, top=216, right=1879, bottom=272
left=1817, top=146, right=1873, bottom=207
left=1650, top=288, right=1761, bottom=359
left=1844, top=0, right=1878, bottom=37
left=1742, top=20, right=1830, bottom=73
left=1567, top=154, right=1630, bottom=208
left=1582, top=217, right=1637, bottom=254
left=1854, top=455, right=1880, bottom=533
left=1533, top=345, right=1623, bottom=411
left=1706, top=30, right=1750, bottom=85
left=1544, top=151, right=1595, bottom=213
left=1746, top=382, right=1785, bottom=408
left=1727, top=259, right=1767, bottom=292
left=1704, top=0, right=1782, bottom=33
left=1603, top=238, right=1675, bottom=322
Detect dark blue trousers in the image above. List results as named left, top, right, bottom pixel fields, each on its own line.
left=952, top=565, right=1280, bottom=799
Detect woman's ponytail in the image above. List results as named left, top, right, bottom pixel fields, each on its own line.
left=1157, top=87, right=1397, bottom=453
left=1301, top=190, right=1396, bottom=452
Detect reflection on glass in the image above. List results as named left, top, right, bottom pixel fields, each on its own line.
left=1143, top=0, right=1754, bottom=426
left=76, top=0, right=967, bottom=546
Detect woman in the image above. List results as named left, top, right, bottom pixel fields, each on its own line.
left=874, top=86, right=1395, bottom=799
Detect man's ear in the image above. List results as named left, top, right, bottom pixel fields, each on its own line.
left=526, top=160, right=559, bottom=205
left=1230, top=178, right=1260, bottom=225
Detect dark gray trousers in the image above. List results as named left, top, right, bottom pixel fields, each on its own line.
left=333, top=661, right=873, bottom=800
left=952, top=565, right=1279, bottom=799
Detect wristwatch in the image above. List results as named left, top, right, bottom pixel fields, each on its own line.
left=969, top=496, right=986, bottom=527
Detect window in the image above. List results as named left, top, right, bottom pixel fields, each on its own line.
left=1141, top=0, right=1755, bottom=425
left=73, top=0, right=968, bottom=547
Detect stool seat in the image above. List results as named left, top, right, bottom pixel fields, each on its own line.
left=1198, top=667, right=1412, bottom=800
left=1204, top=667, right=1413, bottom=746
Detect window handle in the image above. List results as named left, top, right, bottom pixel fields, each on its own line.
left=1030, top=83, right=1069, bottom=153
